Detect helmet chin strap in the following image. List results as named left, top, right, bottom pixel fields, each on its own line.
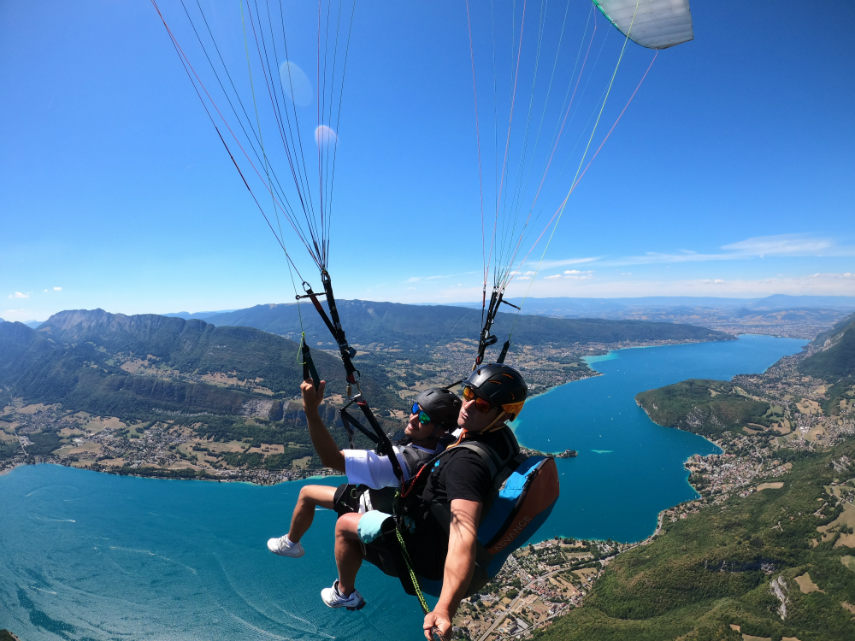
left=481, top=411, right=509, bottom=433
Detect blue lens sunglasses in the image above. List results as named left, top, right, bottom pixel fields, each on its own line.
left=411, top=402, right=431, bottom=424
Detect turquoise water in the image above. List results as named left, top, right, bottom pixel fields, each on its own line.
left=0, top=335, right=805, bottom=640
left=514, top=334, right=805, bottom=541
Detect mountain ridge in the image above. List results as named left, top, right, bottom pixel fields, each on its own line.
left=184, top=299, right=731, bottom=349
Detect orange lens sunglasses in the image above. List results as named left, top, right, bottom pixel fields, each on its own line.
left=462, top=385, right=493, bottom=412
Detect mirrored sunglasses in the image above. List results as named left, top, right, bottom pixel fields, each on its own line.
left=411, top=402, right=432, bottom=424
left=462, top=385, right=493, bottom=413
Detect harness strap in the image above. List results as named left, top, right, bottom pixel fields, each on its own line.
left=457, top=429, right=521, bottom=477
left=497, top=339, right=511, bottom=364
left=338, top=406, right=379, bottom=450
left=320, top=271, right=360, bottom=384
left=298, top=276, right=360, bottom=385
left=297, top=271, right=404, bottom=480
left=355, top=396, right=405, bottom=483
left=339, top=395, right=406, bottom=485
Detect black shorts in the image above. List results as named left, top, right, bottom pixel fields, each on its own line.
left=332, top=483, right=365, bottom=516
left=332, top=483, right=399, bottom=516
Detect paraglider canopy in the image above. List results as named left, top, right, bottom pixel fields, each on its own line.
left=594, top=0, right=693, bottom=49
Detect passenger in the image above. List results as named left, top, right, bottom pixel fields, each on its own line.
left=322, top=363, right=527, bottom=637
left=265, top=380, right=461, bottom=568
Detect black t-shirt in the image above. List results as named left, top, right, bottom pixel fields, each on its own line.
left=403, top=426, right=519, bottom=578
left=421, top=427, right=517, bottom=505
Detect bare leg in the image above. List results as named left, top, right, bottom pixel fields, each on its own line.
left=333, top=512, right=364, bottom=595
left=288, top=485, right=336, bottom=543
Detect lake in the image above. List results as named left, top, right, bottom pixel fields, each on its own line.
left=0, top=334, right=806, bottom=641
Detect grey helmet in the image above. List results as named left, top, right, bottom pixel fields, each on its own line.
left=415, top=388, right=463, bottom=430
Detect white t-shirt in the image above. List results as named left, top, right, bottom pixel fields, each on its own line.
left=342, top=443, right=440, bottom=488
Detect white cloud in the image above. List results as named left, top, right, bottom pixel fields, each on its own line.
left=533, top=269, right=594, bottom=282
left=536, top=234, right=855, bottom=272
left=621, top=234, right=852, bottom=268
left=563, top=270, right=593, bottom=279
left=526, top=256, right=600, bottom=270
left=43, top=286, right=63, bottom=293
left=405, top=271, right=478, bottom=284
left=1, top=309, right=29, bottom=321
left=810, top=272, right=855, bottom=282
left=501, top=271, right=855, bottom=299
left=9, top=291, right=30, bottom=300
left=346, top=269, right=855, bottom=305
left=406, top=275, right=441, bottom=284
left=722, top=234, right=835, bottom=256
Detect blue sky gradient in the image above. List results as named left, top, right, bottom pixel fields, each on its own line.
left=2, top=1, right=854, bottom=323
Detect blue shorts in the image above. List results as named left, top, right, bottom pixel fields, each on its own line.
left=357, top=510, right=393, bottom=544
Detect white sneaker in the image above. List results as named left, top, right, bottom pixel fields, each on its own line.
left=266, top=535, right=305, bottom=557
left=320, top=580, right=365, bottom=610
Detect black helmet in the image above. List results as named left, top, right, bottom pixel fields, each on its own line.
left=415, top=388, right=463, bottom=430
left=464, top=363, right=527, bottom=419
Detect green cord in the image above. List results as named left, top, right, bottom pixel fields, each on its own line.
left=395, top=526, right=431, bottom=615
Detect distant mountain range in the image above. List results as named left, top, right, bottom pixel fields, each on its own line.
left=163, top=299, right=730, bottom=352
left=510, top=294, right=855, bottom=316
left=155, top=295, right=855, bottom=344
left=11, top=295, right=854, bottom=332
left=167, top=295, right=855, bottom=323
left=1, top=304, right=728, bottom=416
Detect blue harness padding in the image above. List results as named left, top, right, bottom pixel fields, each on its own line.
left=478, top=455, right=559, bottom=578
left=479, top=456, right=546, bottom=542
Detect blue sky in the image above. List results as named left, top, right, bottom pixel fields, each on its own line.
left=2, top=1, right=854, bottom=323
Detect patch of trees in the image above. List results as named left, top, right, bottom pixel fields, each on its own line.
left=636, top=379, right=771, bottom=436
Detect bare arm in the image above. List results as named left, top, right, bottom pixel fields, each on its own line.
left=423, top=498, right=482, bottom=641
left=301, top=379, right=345, bottom=473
